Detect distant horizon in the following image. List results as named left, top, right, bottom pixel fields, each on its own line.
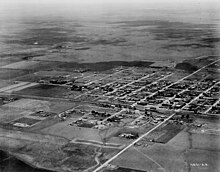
left=1, top=0, right=220, bottom=5
left=1, top=0, right=219, bottom=14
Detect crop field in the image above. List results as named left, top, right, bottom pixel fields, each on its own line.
left=0, top=107, right=33, bottom=124
left=13, top=73, right=52, bottom=82
left=2, top=98, right=76, bottom=113
left=0, top=69, right=30, bottom=80
left=156, top=124, right=183, bottom=143
left=13, top=84, right=83, bottom=98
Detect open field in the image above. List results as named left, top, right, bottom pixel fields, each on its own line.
left=156, top=124, right=183, bottom=143
left=2, top=98, right=76, bottom=113
left=12, top=84, right=82, bottom=98
left=41, top=121, right=102, bottom=141
left=191, top=133, right=220, bottom=151
left=0, top=80, right=14, bottom=89
left=112, top=129, right=220, bottom=172
left=0, top=69, right=30, bottom=80
left=12, top=117, right=41, bottom=126
left=2, top=12, right=219, bottom=65
left=0, top=107, right=33, bottom=124
left=1, top=60, right=40, bottom=69
left=185, top=149, right=220, bottom=172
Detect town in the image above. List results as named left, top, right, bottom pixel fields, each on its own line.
left=0, top=56, right=219, bottom=172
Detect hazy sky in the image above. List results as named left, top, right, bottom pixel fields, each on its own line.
left=1, top=0, right=219, bottom=24
left=1, top=0, right=219, bottom=11
left=1, top=0, right=219, bottom=4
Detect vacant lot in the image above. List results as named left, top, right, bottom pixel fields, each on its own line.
left=41, top=120, right=102, bottom=141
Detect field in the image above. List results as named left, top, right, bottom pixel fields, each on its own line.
left=104, top=167, right=147, bottom=172
left=1, top=60, right=40, bottom=70
left=2, top=98, right=76, bottom=113
left=0, top=107, right=33, bottom=124
left=12, top=117, right=41, bottom=126
left=12, top=84, right=82, bottom=99
left=191, top=133, right=220, bottom=151
left=111, top=127, right=220, bottom=172
left=112, top=144, right=187, bottom=172
left=156, top=124, right=183, bottom=143
left=185, top=149, right=220, bottom=172
left=2, top=13, right=218, bottom=66
left=0, top=80, right=14, bottom=89
left=0, top=69, right=30, bottom=80
left=13, top=142, right=98, bottom=171
left=41, top=121, right=102, bottom=141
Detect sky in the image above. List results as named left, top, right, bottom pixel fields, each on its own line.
left=0, top=0, right=219, bottom=24
left=1, top=0, right=219, bottom=11
left=1, top=0, right=219, bottom=4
